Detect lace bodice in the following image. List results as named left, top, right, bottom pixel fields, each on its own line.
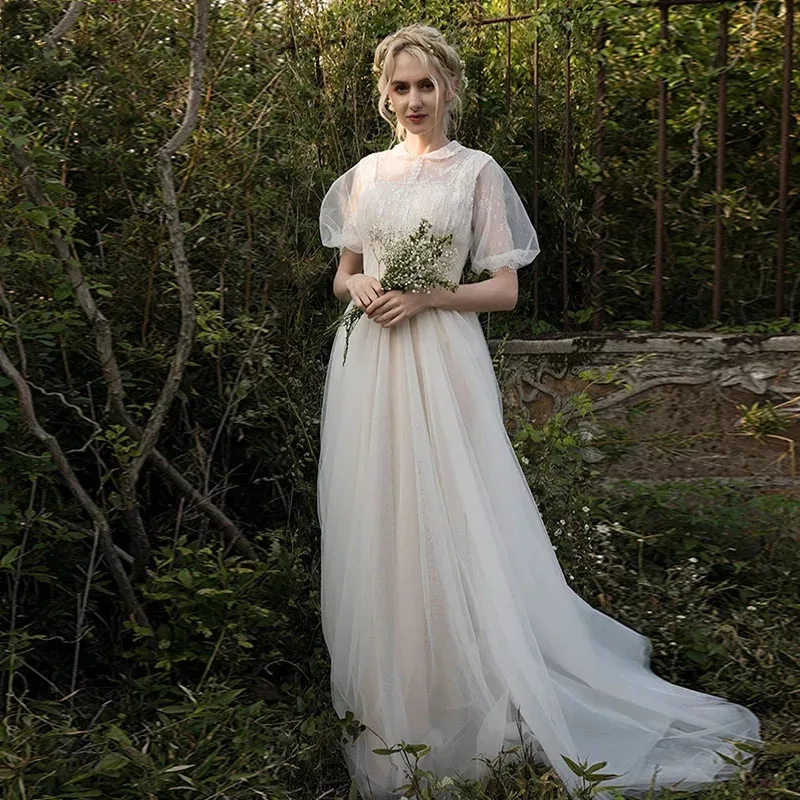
left=319, top=140, right=539, bottom=284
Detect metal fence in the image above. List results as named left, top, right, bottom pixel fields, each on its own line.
left=467, top=0, right=795, bottom=331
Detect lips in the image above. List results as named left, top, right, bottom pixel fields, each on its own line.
left=407, top=115, right=426, bottom=122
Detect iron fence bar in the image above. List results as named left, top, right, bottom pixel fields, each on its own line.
left=776, top=0, right=794, bottom=317
left=563, top=8, right=572, bottom=330
left=532, top=0, right=540, bottom=325
left=506, top=0, right=512, bottom=112
left=712, top=6, right=729, bottom=322
left=592, top=21, right=607, bottom=331
left=654, top=2, right=669, bottom=331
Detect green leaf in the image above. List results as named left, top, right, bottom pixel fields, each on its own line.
left=105, top=724, right=132, bottom=746
left=28, top=209, right=50, bottom=228
left=94, top=752, right=129, bottom=773
left=561, top=754, right=584, bottom=775
left=0, top=546, right=21, bottom=570
left=54, top=284, right=74, bottom=301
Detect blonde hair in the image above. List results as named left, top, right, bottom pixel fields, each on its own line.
left=373, top=25, right=465, bottom=141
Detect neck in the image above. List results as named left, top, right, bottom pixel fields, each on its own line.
left=402, top=132, right=450, bottom=156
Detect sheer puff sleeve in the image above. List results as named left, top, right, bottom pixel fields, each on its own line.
left=319, top=160, right=364, bottom=255
left=470, top=156, right=539, bottom=275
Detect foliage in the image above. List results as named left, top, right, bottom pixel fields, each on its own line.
left=0, top=1, right=798, bottom=799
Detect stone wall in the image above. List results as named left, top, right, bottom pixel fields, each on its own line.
left=488, top=332, right=800, bottom=493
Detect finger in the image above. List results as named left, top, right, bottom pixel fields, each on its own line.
left=366, top=290, right=385, bottom=309
left=372, top=299, right=399, bottom=322
left=366, top=295, right=390, bottom=317
left=381, top=308, right=405, bottom=328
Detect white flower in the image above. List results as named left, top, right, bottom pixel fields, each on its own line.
left=676, top=614, right=686, bottom=620
left=519, top=455, right=530, bottom=465
left=582, top=506, right=590, bottom=513
left=688, top=557, right=698, bottom=564
left=596, top=523, right=611, bottom=534
left=746, top=605, right=757, bottom=612
left=559, top=519, right=566, bottom=526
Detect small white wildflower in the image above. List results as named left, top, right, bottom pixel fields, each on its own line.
left=596, top=523, right=611, bottom=534
left=637, top=538, right=644, bottom=544
left=746, top=605, right=757, bottom=612
left=582, top=506, right=590, bottom=513
left=688, top=557, right=698, bottom=564
left=520, top=455, right=530, bottom=465
left=676, top=615, right=686, bottom=620
left=559, top=519, right=566, bottom=526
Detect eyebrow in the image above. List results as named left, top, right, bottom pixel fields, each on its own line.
left=390, top=78, right=434, bottom=86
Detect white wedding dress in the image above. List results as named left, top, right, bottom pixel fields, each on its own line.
left=317, top=139, right=760, bottom=799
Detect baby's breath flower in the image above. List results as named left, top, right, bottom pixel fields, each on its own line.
left=333, top=219, right=459, bottom=364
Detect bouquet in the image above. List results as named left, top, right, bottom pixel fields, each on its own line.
left=327, top=219, right=460, bottom=366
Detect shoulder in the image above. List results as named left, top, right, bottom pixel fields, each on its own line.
left=458, top=145, right=496, bottom=168
left=338, top=150, right=380, bottom=185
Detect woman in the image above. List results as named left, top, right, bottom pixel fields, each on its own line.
left=317, top=24, right=760, bottom=799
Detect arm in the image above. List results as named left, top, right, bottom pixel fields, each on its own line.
left=333, top=248, right=365, bottom=303
left=427, top=267, right=518, bottom=313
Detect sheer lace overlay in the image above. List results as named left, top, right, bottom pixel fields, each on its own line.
left=319, top=140, right=539, bottom=277
left=317, top=141, right=760, bottom=800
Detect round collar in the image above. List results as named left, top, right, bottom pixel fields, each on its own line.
left=391, top=139, right=462, bottom=160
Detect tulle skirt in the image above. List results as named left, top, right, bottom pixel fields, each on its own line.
left=317, top=303, right=761, bottom=799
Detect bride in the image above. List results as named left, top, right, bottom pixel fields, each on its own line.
left=317, top=23, right=761, bottom=799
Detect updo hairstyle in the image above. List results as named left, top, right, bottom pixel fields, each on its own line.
left=373, top=24, right=466, bottom=140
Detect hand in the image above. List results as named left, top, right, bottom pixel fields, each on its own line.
left=346, top=274, right=384, bottom=311
left=365, top=289, right=432, bottom=328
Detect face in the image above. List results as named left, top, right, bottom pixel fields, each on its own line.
left=387, top=50, right=449, bottom=137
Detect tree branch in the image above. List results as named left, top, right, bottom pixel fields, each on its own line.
left=6, top=132, right=257, bottom=561
left=131, top=0, right=209, bottom=478
left=0, top=345, right=149, bottom=628
left=43, top=1, right=86, bottom=48
left=0, top=280, right=28, bottom=378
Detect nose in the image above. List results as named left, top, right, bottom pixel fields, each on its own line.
left=408, top=86, right=423, bottom=109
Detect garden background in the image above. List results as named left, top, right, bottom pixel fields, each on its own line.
left=0, top=0, right=798, bottom=797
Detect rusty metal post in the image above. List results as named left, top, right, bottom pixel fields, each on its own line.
left=506, top=0, right=512, bottom=113
left=592, top=19, right=607, bottom=331
left=713, top=5, right=728, bottom=322
left=776, top=0, right=793, bottom=317
left=653, top=2, right=669, bottom=332
left=532, top=0, right=540, bottom=324
left=562, top=8, right=572, bottom=330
